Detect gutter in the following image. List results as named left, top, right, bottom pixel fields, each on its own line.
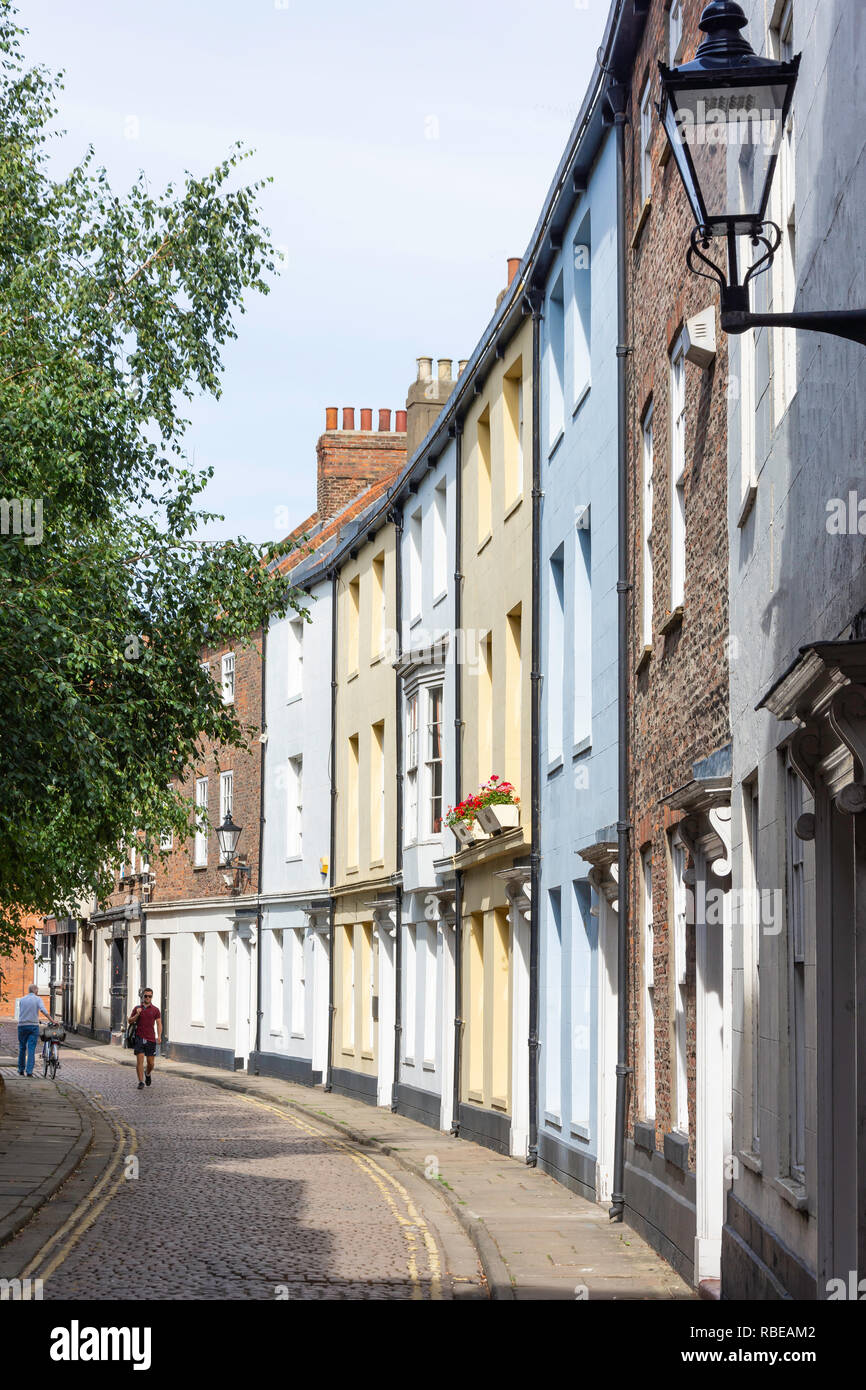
left=527, top=295, right=543, bottom=1166
left=391, top=505, right=405, bottom=1110
left=254, top=621, right=267, bottom=1069
left=325, top=569, right=338, bottom=1091
left=451, top=420, right=464, bottom=1137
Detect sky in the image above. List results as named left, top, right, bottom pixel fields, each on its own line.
left=22, top=0, right=610, bottom=544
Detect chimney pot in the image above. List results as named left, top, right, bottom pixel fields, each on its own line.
left=360, top=408, right=372, bottom=431
left=437, top=358, right=452, bottom=382
left=507, top=257, right=521, bottom=287
left=458, top=359, right=469, bottom=376
left=325, top=406, right=338, bottom=430
left=342, top=407, right=355, bottom=430
left=395, top=409, right=407, bottom=433
left=417, top=356, right=433, bottom=382
left=378, top=408, right=391, bottom=431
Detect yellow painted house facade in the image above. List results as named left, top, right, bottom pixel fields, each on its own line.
left=455, top=316, right=534, bottom=1158
left=331, top=518, right=400, bottom=1106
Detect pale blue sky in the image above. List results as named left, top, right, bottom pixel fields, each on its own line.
left=24, top=0, right=609, bottom=543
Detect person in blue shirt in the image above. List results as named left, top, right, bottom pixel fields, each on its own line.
left=16, top=984, right=54, bottom=1077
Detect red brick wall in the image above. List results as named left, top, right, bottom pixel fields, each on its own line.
left=0, top=914, right=47, bottom=1017
left=316, top=429, right=406, bottom=520
left=624, top=0, right=730, bottom=1164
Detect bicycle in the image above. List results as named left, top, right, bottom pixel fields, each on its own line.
left=39, top=1022, right=66, bottom=1079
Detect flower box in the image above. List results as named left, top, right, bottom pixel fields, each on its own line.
left=476, top=802, right=520, bottom=834
left=450, top=819, right=486, bottom=849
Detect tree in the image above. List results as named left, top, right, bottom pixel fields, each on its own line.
left=0, top=3, right=303, bottom=967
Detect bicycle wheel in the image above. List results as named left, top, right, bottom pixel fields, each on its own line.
left=49, top=1055, right=58, bottom=1080
left=42, top=1049, right=49, bottom=1078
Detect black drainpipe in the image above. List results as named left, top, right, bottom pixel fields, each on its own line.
left=608, top=80, right=632, bottom=1223
left=528, top=293, right=543, bottom=1166
left=254, top=620, right=267, bottom=1069
left=450, top=421, right=464, bottom=1137
left=391, top=506, right=405, bottom=1111
left=325, top=569, right=338, bottom=1091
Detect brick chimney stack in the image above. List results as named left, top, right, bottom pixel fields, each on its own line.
left=316, top=405, right=407, bottom=521
left=405, top=356, right=459, bottom=457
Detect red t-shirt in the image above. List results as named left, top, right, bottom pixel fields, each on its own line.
left=134, top=1004, right=161, bottom=1041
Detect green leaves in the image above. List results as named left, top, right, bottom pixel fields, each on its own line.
left=0, top=1, right=303, bottom=963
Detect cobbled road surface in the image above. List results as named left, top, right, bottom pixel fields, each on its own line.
left=3, top=1036, right=478, bottom=1301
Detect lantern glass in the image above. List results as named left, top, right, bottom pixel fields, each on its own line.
left=216, top=812, right=242, bottom=864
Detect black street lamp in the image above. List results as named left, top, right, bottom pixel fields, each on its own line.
left=659, top=0, right=866, bottom=345
left=216, top=809, right=243, bottom=865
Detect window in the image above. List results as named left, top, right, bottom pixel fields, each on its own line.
left=287, top=616, right=304, bottom=700
left=218, top=771, right=233, bottom=861
left=671, top=832, right=689, bottom=1135
left=641, top=404, right=654, bottom=648
left=426, top=686, right=443, bottom=835
left=642, top=848, right=656, bottom=1120
left=432, top=481, right=447, bottom=600
left=221, top=652, right=235, bottom=705
left=287, top=756, right=303, bottom=858
left=640, top=76, right=653, bottom=206
left=478, top=633, right=493, bottom=785
left=270, top=929, right=284, bottom=1032
left=193, top=932, right=205, bottom=1021
left=371, top=721, right=385, bottom=862
left=361, top=923, right=374, bottom=1054
left=491, top=909, right=510, bottom=1104
left=200, top=659, right=210, bottom=679
left=467, top=915, right=485, bottom=1097
left=572, top=214, right=591, bottom=406
left=574, top=528, right=592, bottom=747
left=371, top=552, right=386, bottom=657
left=290, top=928, right=305, bottom=1036
left=738, top=323, right=757, bottom=517
left=572, top=883, right=593, bottom=1134
left=548, top=548, right=565, bottom=763
left=404, top=925, right=417, bottom=1063
left=347, top=576, right=360, bottom=674
left=216, top=931, right=230, bottom=1027
left=784, top=760, right=806, bottom=1181
left=743, top=777, right=761, bottom=1154
left=668, top=0, right=684, bottom=64
left=669, top=335, right=687, bottom=610
left=546, top=274, right=565, bottom=450
left=545, top=889, right=562, bottom=1120
left=342, top=925, right=355, bottom=1051
left=409, top=510, right=423, bottom=622
left=505, top=606, right=522, bottom=788
left=423, top=923, right=437, bottom=1067
left=194, top=777, right=208, bottom=866
left=503, top=361, right=523, bottom=508
left=347, top=735, right=360, bottom=868
left=476, top=409, right=491, bottom=545
left=771, top=0, right=796, bottom=417
left=405, top=692, right=419, bottom=846
left=160, top=830, right=173, bottom=851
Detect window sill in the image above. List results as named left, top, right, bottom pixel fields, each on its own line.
left=572, top=380, right=591, bottom=417
left=570, top=1123, right=591, bottom=1143
left=737, top=482, right=758, bottom=528
left=269, top=1030, right=284, bottom=1038
left=544, top=1111, right=562, bottom=1129
left=432, top=589, right=448, bottom=609
left=547, top=427, right=565, bottom=462
left=491, top=1096, right=508, bottom=1113
left=503, top=494, right=523, bottom=523
left=660, top=605, right=683, bottom=635
left=285, top=855, right=303, bottom=864
left=287, top=692, right=302, bottom=706
left=346, top=865, right=359, bottom=876
left=636, top=644, right=652, bottom=675
left=193, top=863, right=208, bottom=872
left=341, top=1048, right=355, bottom=1057
left=190, top=1020, right=205, bottom=1029
left=468, top=1089, right=484, bottom=1105
left=404, top=1055, right=415, bottom=1067
left=547, top=755, right=564, bottom=778
left=361, top=1050, right=374, bottom=1062
left=738, top=1148, right=763, bottom=1176
left=770, top=1175, right=807, bottom=1211
left=410, top=613, right=423, bottom=629
left=477, top=532, right=493, bottom=556
left=216, top=1023, right=229, bottom=1031
left=290, top=1032, right=304, bottom=1042
left=369, top=859, right=385, bottom=871
left=663, top=1129, right=690, bottom=1171
left=370, top=651, right=383, bottom=666
left=572, top=735, right=592, bottom=759
left=422, top=1060, right=435, bottom=1072
left=347, top=669, right=359, bottom=683
left=631, top=198, right=652, bottom=249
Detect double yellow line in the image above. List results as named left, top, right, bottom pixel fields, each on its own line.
left=21, top=1089, right=136, bottom=1287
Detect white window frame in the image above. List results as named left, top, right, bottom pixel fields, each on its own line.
left=405, top=692, right=419, bottom=847
left=668, top=0, right=684, bottom=64
left=409, top=510, right=422, bottom=624
left=770, top=0, right=797, bottom=419
left=784, top=759, right=806, bottom=1183
left=221, top=652, right=235, bottom=705
left=216, top=931, right=230, bottom=1028
left=425, top=685, right=444, bottom=837
left=290, top=927, right=305, bottom=1037
left=743, top=776, right=761, bottom=1155
left=669, top=335, right=687, bottom=610
left=546, top=274, right=565, bottom=451
left=671, top=831, right=689, bottom=1136
left=403, top=924, right=417, bottom=1064
left=432, top=480, right=447, bottom=601
left=270, top=929, right=284, bottom=1035
left=194, top=777, right=208, bottom=867
left=641, top=404, right=654, bottom=648
left=423, top=923, right=437, bottom=1067
left=287, top=755, right=303, bottom=859
left=193, top=932, right=205, bottom=1022
left=642, top=847, right=656, bottom=1121
left=219, top=770, right=233, bottom=862
left=640, top=76, right=653, bottom=207
left=287, top=617, right=304, bottom=701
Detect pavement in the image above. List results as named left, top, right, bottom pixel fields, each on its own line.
left=0, top=1022, right=693, bottom=1301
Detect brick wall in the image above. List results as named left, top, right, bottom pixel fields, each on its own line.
left=624, top=0, right=731, bottom=1163
left=316, top=422, right=406, bottom=520
left=0, top=915, right=46, bottom=1017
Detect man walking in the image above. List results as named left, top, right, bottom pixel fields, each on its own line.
left=128, top=988, right=162, bottom=1090
left=16, top=983, right=53, bottom=1076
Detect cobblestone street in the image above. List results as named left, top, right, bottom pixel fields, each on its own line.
left=0, top=1027, right=484, bottom=1300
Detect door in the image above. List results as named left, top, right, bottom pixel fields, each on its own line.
left=311, top=928, right=330, bottom=1081
left=110, top=936, right=126, bottom=1032
left=235, top=933, right=252, bottom=1068
left=159, top=940, right=170, bottom=1046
